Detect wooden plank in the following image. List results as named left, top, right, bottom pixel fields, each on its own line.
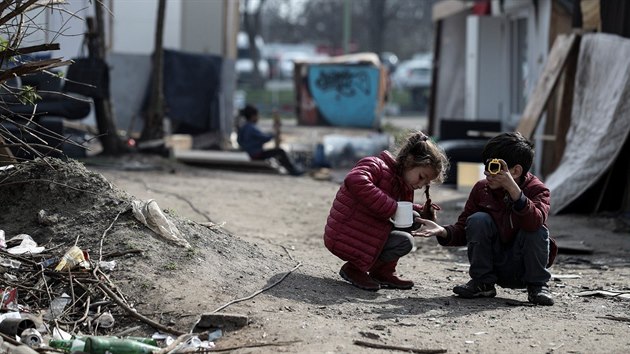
left=541, top=34, right=581, bottom=177
left=173, top=149, right=271, bottom=167
left=516, top=33, right=579, bottom=139
left=552, top=35, right=581, bottom=169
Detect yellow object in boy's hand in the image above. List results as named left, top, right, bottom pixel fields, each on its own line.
left=487, top=158, right=501, bottom=175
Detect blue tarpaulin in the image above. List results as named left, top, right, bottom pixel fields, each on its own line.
left=143, top=50, right=223, bottom=134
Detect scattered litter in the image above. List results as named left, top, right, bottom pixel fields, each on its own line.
left=575, top=290, right=630, bottom=300
left=46, top=293, right=71, bottom=320
left=132, top=199, right=191, bottom=248
left=207, top=329, right=223, bottom=341
left=21, top=328, right=43, bottom=347
left=83, top=336, right=161, bottom=353
left=55, top=246, right=90, bottom=271
left=38, top=209, right=60, bottom=226
left=52, top=327, right=72, bottom=340
left=596, top=315, right=630, bottom=323
left=6, top=234, right=44, bottom=255
left=322, top=133, right=391, bottom=168
left=37, top=257, right=60, bottom=269
left=0, top=317, right=36, bottom=336
left=353, top=339, right=447, bottom=353
left=551, top=274, right=581, bottom=279
left=1, top=288, right=18, bottom=310
left=94, top=311, right=115, bottom=328
left=49, top=336, right=86, bottom=352
left=0, top=257, right=21, bottom=269
left=0, top=312, right=21, bottom=324
left=309, top=168, right=333, bottom=181
left=98, top=260, right=117, bottom=271
left=557, top=240, right=594, bottom=255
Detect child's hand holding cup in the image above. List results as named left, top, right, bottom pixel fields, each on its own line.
left=390, top=201, right=413, bottom=228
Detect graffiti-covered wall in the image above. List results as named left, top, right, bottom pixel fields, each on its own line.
left=296, top=63, right=386, bottom=129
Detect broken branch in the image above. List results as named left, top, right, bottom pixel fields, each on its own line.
left=353, top=340, right=447, bottom=354
left=97, top=282, right=185, bottom=336
left=211, top=262, right=302, bottom=314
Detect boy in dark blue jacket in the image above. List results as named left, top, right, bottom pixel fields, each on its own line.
left=237, top=104, right=302, bottom=176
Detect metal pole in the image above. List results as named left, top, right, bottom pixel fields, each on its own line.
left=343, top=0, right=351, bottom=54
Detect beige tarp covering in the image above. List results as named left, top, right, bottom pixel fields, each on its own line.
left=545, top=33, right=630, bottom=214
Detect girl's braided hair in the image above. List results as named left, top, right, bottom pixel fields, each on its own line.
left=395, top=131, right=449, bottom=219
left=395, top=131, right=449, bottom=184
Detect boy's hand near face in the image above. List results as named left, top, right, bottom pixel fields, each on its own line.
left=484, top=159, right=522, bottom=201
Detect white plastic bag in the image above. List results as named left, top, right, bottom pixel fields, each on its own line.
left=132, top=199, right=190, bottom=248
left=6, top=234, right=44, bottom=255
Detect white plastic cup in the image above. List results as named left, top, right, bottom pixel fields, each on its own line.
left=390, top=201, right=413, bottom=228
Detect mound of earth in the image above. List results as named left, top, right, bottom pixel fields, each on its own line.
left=0, top=157, right=294, bottom=336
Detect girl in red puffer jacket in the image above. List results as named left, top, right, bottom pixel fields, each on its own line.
left=324, top=131, right=449, bottom=291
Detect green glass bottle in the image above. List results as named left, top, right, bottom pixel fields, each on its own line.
left=84, top=336, right=160, bottom=354
left=48, top=338, right=86, bottom=352
left=124, top=336, right=159, bottom=346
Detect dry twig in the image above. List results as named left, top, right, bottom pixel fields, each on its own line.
left=0, top=178, right=100, bottom=194
left=353, top=340, right=447, bottom=354
left=597, top=315, right=630, bottom=323
left=207, top=340, right=302, bottom=352
left=211, top=262, right=302, bottom=314
left=97, top=282, right=185, bottom=336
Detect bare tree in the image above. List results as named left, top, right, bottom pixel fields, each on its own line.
left=263, top=0, right=436, bottom=59
left=242, top=0, right=267, bottom=88
left=141, top=0, right=167, bottom=143
left=0, top=0, right=78, bottom=163
left=301, top=0, right=345, bottom=52
left=88, top=2, right=126, bottom=155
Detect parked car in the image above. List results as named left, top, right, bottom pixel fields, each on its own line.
left=236, top=32, right=269, bottom=83
left=277, top=51, right=330, bottom=80
left=277, top=51, right=311, bottom=79
left=391, top=55, right=432, bottom=90
left=391, top=54, right=433, bottom=111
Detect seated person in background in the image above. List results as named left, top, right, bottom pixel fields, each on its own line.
left=236, top=104, right=303, bottom=176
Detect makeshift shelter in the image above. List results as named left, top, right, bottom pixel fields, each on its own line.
left=428, top=0, right=573, bottom=184
left=544, top=33, right=630, bottom=215
left=110, top=50, right=234, bottom=149
left=515, top=1, right=630, bottom=215
left=293, top=53, right=388, bottom=129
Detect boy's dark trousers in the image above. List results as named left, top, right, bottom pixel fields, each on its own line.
left=465, top=212, right=551, bottom=288
left=254, top=148, right=301, bottom=175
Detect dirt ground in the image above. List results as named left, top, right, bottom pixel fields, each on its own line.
left=1, top=121, right=630, bottom=353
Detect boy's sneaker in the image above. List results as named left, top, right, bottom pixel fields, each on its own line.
left=527, top=285, right=554, bottom=306
left=453, top=280, right=497, bottom=298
